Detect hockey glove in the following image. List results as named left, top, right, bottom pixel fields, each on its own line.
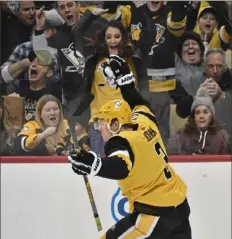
left=108, top=55, right=135, bottom=86
left=68, top=150, right=102, bottom=176
left=98, top=61, right=116, bottom=86
left=99, top=55, right=135, bottom=87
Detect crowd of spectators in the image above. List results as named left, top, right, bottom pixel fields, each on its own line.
left=0, top=0, right=231, bottom=157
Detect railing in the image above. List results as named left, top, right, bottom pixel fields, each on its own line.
left=0, top=155, right=231, bottom=163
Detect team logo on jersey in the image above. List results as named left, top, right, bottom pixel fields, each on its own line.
left=111, top=187, right=129, bottom=222
left=148, top=23, right=166, bottom=55
left=61, top=43, right=85, bottom=74
left=25, top=98, right=37, bottom=121
left=114, top=100, right=122, bottom=109
left=23, top=126, right=29, bottom=131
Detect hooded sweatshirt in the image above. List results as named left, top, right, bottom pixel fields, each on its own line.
left=167, top=126, right=229, bottom=155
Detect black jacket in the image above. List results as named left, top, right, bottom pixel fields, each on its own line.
left=218, top=68, right=232, bottom=92
left=1, top=13, right=34, bottom=64
left=34, top=10, right=98, bottom=101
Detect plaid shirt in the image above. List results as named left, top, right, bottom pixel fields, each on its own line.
left=1, top=41, right=61, bottom=83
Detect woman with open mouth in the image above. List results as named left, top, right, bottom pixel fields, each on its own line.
left=15, top=94, right=74, bottom=156
left=84, top=20, right=141, bottom=156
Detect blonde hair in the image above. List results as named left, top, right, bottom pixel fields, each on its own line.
left=35, top=95, right=66, bottom=155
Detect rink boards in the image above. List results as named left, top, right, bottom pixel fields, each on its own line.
left=1, top=156, right=231, bottom=239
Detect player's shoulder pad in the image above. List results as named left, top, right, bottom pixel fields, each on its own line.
left=105, top=135, right=134, bottom=164
left=132, top=105, right=152, bottom=115
left=132, top=105, right=159, bottom=126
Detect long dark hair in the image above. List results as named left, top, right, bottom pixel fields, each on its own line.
left=184, top=110, right=221, bottom=135
left=86, top=20, right=134, bottom=58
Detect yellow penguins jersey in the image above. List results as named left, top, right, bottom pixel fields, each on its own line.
left=17, top=120, right=73, bottom=156
left=90, top=57, right=137, bottom=117
left=17, top=121, right=43, bottom=150
left=112, top=105, right=187, bottom=212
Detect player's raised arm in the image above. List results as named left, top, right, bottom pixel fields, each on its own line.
left=67, top=56, right=141, bottom=181
left=105, top=55, right=151, bottom=111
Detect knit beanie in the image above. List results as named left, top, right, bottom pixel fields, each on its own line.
left=178, top=31, right=205, bottom=57
left=191, top=88, right=215, bottom=115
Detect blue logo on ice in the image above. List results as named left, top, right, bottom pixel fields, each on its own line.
left=111, top=187, right=130, bottom=222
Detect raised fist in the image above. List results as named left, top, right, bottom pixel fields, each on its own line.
left=98, top=61, right=116, bottom=86
left=99, top=55, right=135, bottom=87
left=108, top=55, right=135, bottom=86
left=43, top=126, right=57, bottom=137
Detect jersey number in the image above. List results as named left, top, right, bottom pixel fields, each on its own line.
left=154, top=142, right=172, bottom=179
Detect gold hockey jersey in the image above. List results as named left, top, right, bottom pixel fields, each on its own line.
left=114, top=105, right=187, bottom=212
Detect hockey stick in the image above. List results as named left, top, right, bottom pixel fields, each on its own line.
left=67, top=93, right=103, bottom=232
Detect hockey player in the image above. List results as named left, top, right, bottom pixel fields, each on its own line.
left=68, top=55, right=192, bottom=239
